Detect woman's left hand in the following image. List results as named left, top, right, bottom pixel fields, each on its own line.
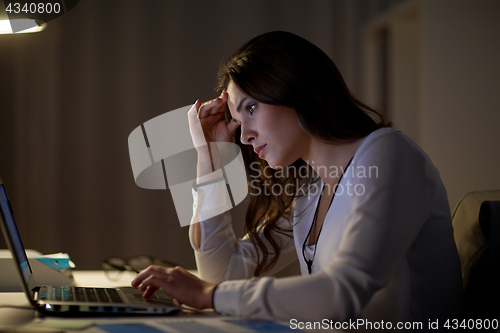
left=131, top=265, right=217, bottom=309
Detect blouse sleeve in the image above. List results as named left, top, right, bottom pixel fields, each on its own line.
left=212, top=130, right=439, bottom=321
left=188, top=174, right=298, bottom=283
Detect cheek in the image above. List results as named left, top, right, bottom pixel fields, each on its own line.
left=276, top=120, right=305, bottom=145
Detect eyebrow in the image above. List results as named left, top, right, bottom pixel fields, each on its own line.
left=236, top=97, right=247, bottom=113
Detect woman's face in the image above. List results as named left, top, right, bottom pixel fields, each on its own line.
left=226, top=81, right=310, bottom=169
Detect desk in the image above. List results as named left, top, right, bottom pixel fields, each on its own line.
left=0, top=271, right=334, bottom=332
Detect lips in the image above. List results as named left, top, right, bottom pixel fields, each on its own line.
left=253, top=144, right=267, bottom=157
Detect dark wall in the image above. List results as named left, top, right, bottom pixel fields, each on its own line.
left=0, top=0, right=404, bottom=269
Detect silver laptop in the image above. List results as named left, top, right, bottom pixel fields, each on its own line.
left=0, top=178, right=180, bottom=316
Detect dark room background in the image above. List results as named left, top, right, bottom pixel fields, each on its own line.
left=1, top=0, right=499, bottom=270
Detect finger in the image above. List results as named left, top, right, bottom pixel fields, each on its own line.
left=209, top=101, right=227, bottom=116
left=131, top=265, right=168, bottom=287
left=209, top=92, right=228, bottom=115
left=172, top=265, right=190, bottom=276
left=198, top=97, right=226, bottom=119
left=187, top=100, right=202, bottom=120
left=137, top=267, right=184, bottom=291
left=187, top=100, right=208, bottom=148
left=142, top=285, right=160, bottom=298
left=137, top=275, right=168, bottom=293
left=131, top=270, right=149, bottom=287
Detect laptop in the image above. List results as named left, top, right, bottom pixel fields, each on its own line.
left=0, top=178, right=180, bottom=316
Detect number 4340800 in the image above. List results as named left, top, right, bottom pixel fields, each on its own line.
left=444, top=318, right=498, bottom=330
left=6, top=2, right=61, bottom=14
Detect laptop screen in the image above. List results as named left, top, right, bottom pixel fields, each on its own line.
left=0, top=182, right=36, bottom=300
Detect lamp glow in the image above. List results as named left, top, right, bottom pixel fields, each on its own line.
left=0, top=19, right=46, bottom=34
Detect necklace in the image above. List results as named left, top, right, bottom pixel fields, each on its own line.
left=301, top=157, right=353, bottom=274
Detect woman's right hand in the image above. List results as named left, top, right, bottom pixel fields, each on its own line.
left=188, top=92, right=240, bottom=174
left=188, top=92, right=240, bottom=149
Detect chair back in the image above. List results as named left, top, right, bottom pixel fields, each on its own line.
left=452, top=190, right=500, bottom=319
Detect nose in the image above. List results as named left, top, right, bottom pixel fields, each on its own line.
left=240, top=122, right=256, bottom=145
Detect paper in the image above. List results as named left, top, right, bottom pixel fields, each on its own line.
left=0, top=250, right=75, bottom=292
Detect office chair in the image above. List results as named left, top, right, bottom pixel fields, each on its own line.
left=452, top=190, right=500, bottom=320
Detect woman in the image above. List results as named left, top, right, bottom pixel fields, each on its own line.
left=132, top=31, right=463, bottom=326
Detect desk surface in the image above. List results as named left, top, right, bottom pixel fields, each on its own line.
left=0, top=271, right=333, bottom=332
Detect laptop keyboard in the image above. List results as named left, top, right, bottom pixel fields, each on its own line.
left=39, top=286, right=124, bottom=303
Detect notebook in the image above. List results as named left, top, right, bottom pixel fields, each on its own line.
left=0, top=178, right=180, bottom=316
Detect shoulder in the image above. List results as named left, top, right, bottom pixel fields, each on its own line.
left=353, top=128, right=429, bottom=168
left=350, top=128, right=441, bottom=201
left=347, top=129, right=442, bottom=220
left=359, top=127, right=418, bottom=152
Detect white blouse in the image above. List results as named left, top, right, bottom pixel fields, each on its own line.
left=188, top=128, right=463, bottom=326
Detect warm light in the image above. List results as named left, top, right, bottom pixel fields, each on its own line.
left=0, top=19, right=46, bottom=34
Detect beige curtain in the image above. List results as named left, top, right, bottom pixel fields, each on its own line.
left=0, top=0, right=402, bottom=269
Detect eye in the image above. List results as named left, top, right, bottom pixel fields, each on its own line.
left=247, top=104, right=256, bottom=115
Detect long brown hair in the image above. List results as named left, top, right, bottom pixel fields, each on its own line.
left=216, top=31, right=391, bottom=276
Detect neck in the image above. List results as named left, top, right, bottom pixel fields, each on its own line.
left=303, top=138, right=365, bottom=188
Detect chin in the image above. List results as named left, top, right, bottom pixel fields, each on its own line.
left=263, top=159, right=278, bottom=170
left=265, top=160, right=276, bottom=169
left=265, top=157, right=291, bottom=170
